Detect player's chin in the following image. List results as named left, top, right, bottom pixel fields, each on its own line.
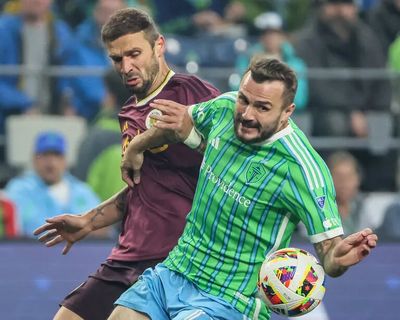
left=236, top=127, right=260, bottom=143
left=126, top=83, right=142, bottom=91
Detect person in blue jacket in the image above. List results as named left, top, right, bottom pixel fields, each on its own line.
left=63, top=0, right=126, bottom=121
left=0, top=0, right=75, bottom=134
left=4, top=131, right=101, bottom=237
left=234, top=11, right=309, bottom=110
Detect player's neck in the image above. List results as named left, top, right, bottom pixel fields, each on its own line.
left=149, top=60, right=171, bottom=94
left=277, top=120, right=289, bottom=132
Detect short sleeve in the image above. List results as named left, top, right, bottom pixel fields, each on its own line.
left=188, top=91, right=237, bottom=141
left=281, top=162, right=344, bottom=243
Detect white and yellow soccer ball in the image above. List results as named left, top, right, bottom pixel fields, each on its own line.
left=257, top=247, right=326, bottom=317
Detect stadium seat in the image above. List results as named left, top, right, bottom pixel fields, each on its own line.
left=5, top=115, right=87, bottom=169
left=359, top=192, right=397, bottom=230
left=366, top=111, right=393, bottom=155
left=375, top=201, right=400, bottom=240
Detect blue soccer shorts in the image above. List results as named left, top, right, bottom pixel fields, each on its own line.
left=115, top=263, right=247, bottom=320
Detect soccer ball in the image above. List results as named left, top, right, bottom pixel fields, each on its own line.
left=257, top=247, right=326, bottom=317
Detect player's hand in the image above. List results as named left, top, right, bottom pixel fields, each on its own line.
left=333, top=228, right=378, bottom=267
left=149, top=99, right=193, bottom=141
left=121, top=145, right=144, bottom=188
left=33, top=214, right=91, bottom=255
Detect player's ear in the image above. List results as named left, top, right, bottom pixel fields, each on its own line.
left=282, top=103, right=295, bottom=122
left=154, top=35, right=166, bottom=57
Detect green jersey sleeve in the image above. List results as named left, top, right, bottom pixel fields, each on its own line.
left=281, top=158, right=344, bottom=243
left=188, top=91, right=237, bottom=141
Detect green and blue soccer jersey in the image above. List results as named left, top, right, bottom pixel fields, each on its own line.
left=164, top=92, right=343, bottom=320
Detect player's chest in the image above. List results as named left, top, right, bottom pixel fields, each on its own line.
left=201, top=135, right=287, bottom=205
left=119, top=107, right=162, bottom=136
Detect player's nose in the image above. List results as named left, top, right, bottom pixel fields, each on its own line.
left=241, top=106, right=256, bottom=120
left=121, top=56, right=133, bottom=74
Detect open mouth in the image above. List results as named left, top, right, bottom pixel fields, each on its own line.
left=126, top=76, right=141, bottom=86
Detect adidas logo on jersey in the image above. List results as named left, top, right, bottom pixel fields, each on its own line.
left=210, top=137, right=220, bottom=149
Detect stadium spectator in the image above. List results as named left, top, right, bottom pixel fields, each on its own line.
left=74, top=69, right=130, bottom=201
left=366, top=0, right=400, bottom=54
left=293, top=0, right=394, bottom=191
left=152, top=0, right=228, bottom=36
left=234, top=11, right=309, bottom=110
left=53, top=0, right=150, bottom=29
left=33, top=8, right=220, bottom=320
left=63, top=0, right=126, bottom=121
left=113, top=57, right=378, bottom=320
left=327, top=151, right=365, bottom=235
left=4, top=131, right=101, bottom=238
left=0, top=0, right=75, bottom=134
left=138, top=0, right=268, bottom=37
left=293, top=0, right=390, bottom=137
left=53, top=0, right=97, bottom=29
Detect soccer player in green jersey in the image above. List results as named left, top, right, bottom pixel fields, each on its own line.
left=109, top=57, right=378, bottom=320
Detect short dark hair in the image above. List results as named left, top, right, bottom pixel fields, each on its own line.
left=246, top=56, right=298, bottom=108
left=101, top=8, right=160, bottom=47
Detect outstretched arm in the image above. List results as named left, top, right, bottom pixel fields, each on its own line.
left=121, top=99, right=200, bottom=187
left=33, top=187, right=128, bottom=254
left=314, top=228, right=378, bottom=277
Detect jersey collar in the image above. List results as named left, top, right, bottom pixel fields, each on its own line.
left=136, top=70, right=175, bottom=107
left=252, top=121, right=294, bottom=146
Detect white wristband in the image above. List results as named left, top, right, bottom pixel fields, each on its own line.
left=183, top=126, right=202, bottom=149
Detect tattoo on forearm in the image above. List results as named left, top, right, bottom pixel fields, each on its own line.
left=314, top=239, right=335, bottom=265
left=91, top=204, right=106, bottom=225
left=315, top=237, right=347, bottom=277
left=89, top=189, right=128, bottom=227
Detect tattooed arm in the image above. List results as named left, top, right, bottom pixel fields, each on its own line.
left=33, top=187, right=129, bottom=254
left=314, top=228, right=378, bottom=277
left=86, top=187, right=128, bottom=231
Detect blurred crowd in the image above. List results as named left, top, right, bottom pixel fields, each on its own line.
left=0, top=0, right=400, bottom=241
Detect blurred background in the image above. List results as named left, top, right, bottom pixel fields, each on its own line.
left=0, top=0, right=399, bottom=319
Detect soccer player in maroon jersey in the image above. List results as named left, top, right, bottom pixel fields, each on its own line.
left=33, top=8, right=220, bottom=320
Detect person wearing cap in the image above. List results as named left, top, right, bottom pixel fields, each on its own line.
left=293, top=0, right=390, bottom=137
left=233, top=11, right=309, bottom=110
left=4, top=131, right=101, bottom=237
left=293, top=0, right=394, bottom=191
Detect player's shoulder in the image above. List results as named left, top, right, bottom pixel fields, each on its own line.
left=170, top=73, right=219, bottom=94
left=281, top=125, right=330, bottom=184
left=171, top=73, right=205, bottom=84
left=214, top=91, right=238, bottom=103
left=194, top=91, right=237, bottom=111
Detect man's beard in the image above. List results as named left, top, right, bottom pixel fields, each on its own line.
left=233, top=113, right=279, bottom=144
left=127, top=57, right=160, bottom=101
left=319, top=15, right=357, bottom=44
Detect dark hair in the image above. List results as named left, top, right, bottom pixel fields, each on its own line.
left=101, top=8, right=160, bottom=47
left=246, top=56, right=298, bottom=108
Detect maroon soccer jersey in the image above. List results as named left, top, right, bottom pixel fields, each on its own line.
left=109, top=71, right=220, bottom=261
